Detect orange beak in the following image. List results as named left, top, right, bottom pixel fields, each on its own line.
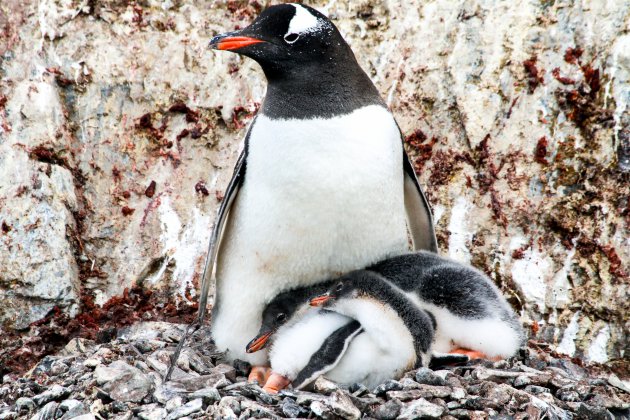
left=212, top=36, right=265, bottom=51
left=310, top=294, right=331, bottom=306
left=246, top=331, right=272, bottom=353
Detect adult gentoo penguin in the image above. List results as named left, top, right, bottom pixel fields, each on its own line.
left=200, top=2, right=438, bottom=370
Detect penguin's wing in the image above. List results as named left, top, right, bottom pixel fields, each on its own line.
left=292, top=320, right=363, bottom=390
left=197, top=126, right=252, bottom=322
left=403, top=150, right=439, bottom=253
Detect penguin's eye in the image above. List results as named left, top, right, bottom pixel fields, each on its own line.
left=284, top=33, right=300, bottom=44
left=335, top=283, right=343, bottom=292
left=276, top=313, right=287, bottom=323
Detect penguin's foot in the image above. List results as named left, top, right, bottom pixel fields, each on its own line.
left=450, top=347, right=502, bottom=361
left=248, top=366, right=272, bottom=384
left=262, top=372, right=291, bottom=394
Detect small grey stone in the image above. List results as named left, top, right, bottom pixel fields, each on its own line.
left=165, top=396, right=184, bottom=412
left=214, top=405, right=237, bottom=420
left=213, top=364, right=236, bottom=382
left=32, top=401, right=59, bottom=420
left=189, top=387, right=220, bottom=406
left=33, top=384, right=71, bottom=406
left=398, top=398, right=444, bottom=419
left=446, top=401, right=461, bottom=409
left=175, top=351, right=192, bottom=373
left=135, top=339, right=167, bottom=353
left=138, top=404, right=167, bottom=420
left=170, top=372, right=230, bottom=391
left=348, top=393, right=381, bottom=412
left=556, top=386, right=580, bottom=402
left=50, top=360, right=70, bottom=376
left=69, top=415, right=96, bottom=420
left=296, top=391, right=328, bottom=407
left=349, top=383, right=369, bottom=396
left=153, top=383, right=187, bottom=404
left=15, top=397, right=36, bottom=412
left=94, top=361, right=153, bottom=402
left=450, top=387, right=466, bottom=400
left=461, top=396, right=485, bottom=411
left=59, top=399, right=89, bottom=419
left=281, top=398, right=307, bottom=418
left=314, top=376, right=339, bottom=395
left=240, top=399, right=281, bottom=419
left=184, top=352, right=213, bottom=375
left=218, top=396, right=241, bottom=416
left=58, top=399, right=82, bottom=411
left=587, top=392, right=630, bottom=410
left=513, top=375, right=531, bottom=387
left=415, top=368, right=447, bottom=386
left=83, top=358, right=101, bottom=368
left=330, top=390, right=361, bottom=420
left=310, top=400, right=333, bottom=419
left=166, top=398, right=202, bottom=420
left=373, top=379, right=403, bottom=395
left=448, top=408, right=470, bottom=419
left=576, top=403, right=614, bottom=420
left=523, top=385, right=551, bottom=395
left=549, top=358, right=588, bottom=379
left=608, top=374, right=630, bottom=394
left=370, top=398, right=403, bottom=420
left=387, top=384, right=451, bottom=401
left=550, top=374, right=576, bottom=388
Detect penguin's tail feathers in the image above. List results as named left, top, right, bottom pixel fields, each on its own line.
left=429, top=352, right=470, bottom=369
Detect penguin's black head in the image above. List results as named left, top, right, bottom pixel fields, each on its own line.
left=246, top=289, right=302, bottom=353
left=209, top=4, right=351, bottom=79
left=310, top=277, right=359, bottom=307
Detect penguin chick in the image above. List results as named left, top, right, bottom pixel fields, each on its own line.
left=367, top=251, right=525, bottom=359
left=311, top=270, right=436, bottom=372
left=245, top=280, right=334, bottom=353
left=266, top=308, right=358, bottom=386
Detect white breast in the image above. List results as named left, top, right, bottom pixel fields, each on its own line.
left=325, top=298, right=417, bottom=388
left=212, top=105, right=408, bottom=363
left=269, top=309, right=353, bottom=380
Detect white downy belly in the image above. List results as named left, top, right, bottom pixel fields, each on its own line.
left=212, top=105, right=409, bottom=362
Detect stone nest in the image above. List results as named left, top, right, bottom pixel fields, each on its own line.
left=0, top=321, right=628, bottom=420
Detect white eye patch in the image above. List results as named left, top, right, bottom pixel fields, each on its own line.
left=286, top=4, right=322, bottom=40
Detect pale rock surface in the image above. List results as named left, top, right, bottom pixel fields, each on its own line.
left=0, top=0, right=628, bottom=366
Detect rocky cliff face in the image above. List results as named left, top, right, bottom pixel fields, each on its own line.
left=0, top=1, right=627, bottom=371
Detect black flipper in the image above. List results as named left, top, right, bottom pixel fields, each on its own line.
left=200, top=122, right=254, bottom=321
left=403, top=151, right=438, bottom=253
left=292, top=320, right=363, bottom=390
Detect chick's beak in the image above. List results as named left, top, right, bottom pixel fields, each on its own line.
left=246, top=331, right=272, bottom=353
left=310, top=294, right=332, bottom=306
left=209, top=32, right=265, bottom=51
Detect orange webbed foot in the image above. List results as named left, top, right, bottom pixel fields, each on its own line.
left=450, top=347, right=503, bottom=362
left=248, top=366, right=272, bottom=384
left=262, top=372, right=291, bottom=394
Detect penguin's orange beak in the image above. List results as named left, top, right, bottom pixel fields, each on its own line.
left=310, top=294, right=332, bottom=306
left=209, top=34, right=265, bottom=51
left=246, top=331, right=272, bottom=353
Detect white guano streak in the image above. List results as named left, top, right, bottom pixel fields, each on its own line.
left=447, top=196, right=474, bottom=263
left=155, top=197, right=210, bottom=296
